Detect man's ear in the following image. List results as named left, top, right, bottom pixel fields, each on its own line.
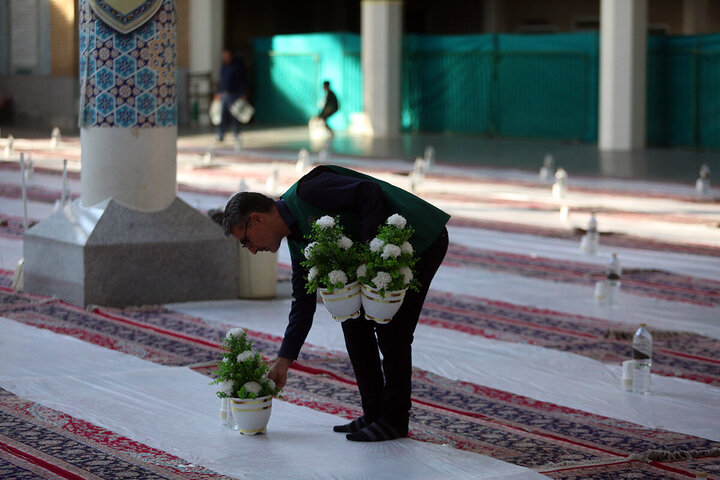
left=252, top=212, right=265, bottom=224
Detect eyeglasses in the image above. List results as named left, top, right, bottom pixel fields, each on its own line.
left=239, top=216, right=251, bottom=248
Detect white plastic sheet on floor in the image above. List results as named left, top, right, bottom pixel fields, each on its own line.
left=0, top=318, right=549, bottom=480
left=276, top=238, right=720, bottom=341
left=171, top=297, right=720, bottom=443
left=448, top=226, right=720, bottom=282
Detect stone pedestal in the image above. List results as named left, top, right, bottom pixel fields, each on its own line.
left=23, top=198, right=238, bottom=307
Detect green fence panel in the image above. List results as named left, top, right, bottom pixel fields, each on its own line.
left=253, top=31, right=717, bottom=149
left=341, top=51, right=363, bottom=128
left=647, top=33, right=720, bottom=149
left=254, top=52, right=320, bottom=125
left=402, top=34, right=495, bottom=134
left=698, top=35, right=720, bottom=149
left=403, top=51, right=493, bottom=134
left=495, top=33, right=599, bottom=142
left=647, top=35, right=698, bottom=147
left=495, top=52, right=593, bottom=140
left=253, top=33, right=359, bottom=129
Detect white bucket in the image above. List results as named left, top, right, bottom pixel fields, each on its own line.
left=238, top=246, right=278, bottom=299
left=229, top=396, right=272, bottom=435
left=360, top=284, right=407, bottom=324
left=319, top=281, right=361, bottom=322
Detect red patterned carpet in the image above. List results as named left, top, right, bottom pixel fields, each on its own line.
left=1, top=277, right=718, bottom=479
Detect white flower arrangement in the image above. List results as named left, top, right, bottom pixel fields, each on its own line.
left=328, top=269, right=348, bottom=286
left=211, top=329, right=282, bottom=400
left=369, top=238, right=385, bottom=253
left=316, top=215, right=336, bottom=228
left=381, top=244, right=401, bottom=260
left=337, top=235, right=353, bottom=250
left=356, top=214, right=420, bottom=298
left=301, top=215, right=364, bottom=294
left=387, top=214, right=407, bottom=229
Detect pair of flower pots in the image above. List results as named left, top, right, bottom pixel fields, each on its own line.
left=318, top=281, right=407, bottom=324
left=220, top=396, right=273, bottom=435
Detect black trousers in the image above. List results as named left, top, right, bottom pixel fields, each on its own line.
left=341, top=227, right=449, bottom=430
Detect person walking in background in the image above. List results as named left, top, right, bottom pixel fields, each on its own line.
left=221, top=165, right=450, bottom=442
left=215, top=49, right=246, bottom=142
left=318, top=81, right=339, bottom=137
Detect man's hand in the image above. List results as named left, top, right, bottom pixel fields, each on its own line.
left=268, top=357, right=292, bottom=389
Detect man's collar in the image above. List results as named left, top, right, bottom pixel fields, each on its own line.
left=275, top=199, right=301, bottom=239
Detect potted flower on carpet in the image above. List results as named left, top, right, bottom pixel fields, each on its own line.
left=357, top=214, right=420, bottom=323
left=211, top=328, right=282, bottom=435
left=302, top=215, right=364, bottom=322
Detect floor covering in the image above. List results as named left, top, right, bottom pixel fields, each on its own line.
left=0, top=131, right=718, bottom=479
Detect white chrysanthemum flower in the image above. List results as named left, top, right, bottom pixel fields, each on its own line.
left=225, top=328, right=244, bottom=339
left=304, top=242, right=317, bottom=259
left=243, top=381, right=262, bottom=395
left=381, top=244, right=401, bottom=260
left=328, top=269, right=348, bottom=286
left=400, top=241, right=413, bottom=254
left=369, top=238, right=385, bottom=253
left=266, top=378, right=276, bottom=390
left=316, top=216, right=335, bottom=228
left=308, top=266, right=319, bottom=282
left=372, top=271, right=392, bottom=290
left=356, top=264, right=367, bottom=278
left=236, top=350, right=254, bottom=363
left=387, top=214, right=407, bottom=229
left=400, top=267, right=413, bottom=285
left=337, top=235, right=353, bottom=250
left=220, top=381, right=234, bottom=396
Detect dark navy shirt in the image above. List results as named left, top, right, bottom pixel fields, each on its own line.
left=275, top=169, right=386, bottom=360
left=219, top=61, right=246, bottom=97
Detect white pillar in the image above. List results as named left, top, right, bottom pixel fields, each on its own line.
left=361, top=0, right=403, bottom=137
left=599, top=0, right=647, bottom=151
left=189, top=0, right=224, bottom=80
left=81, top=128, right=176, bottom=211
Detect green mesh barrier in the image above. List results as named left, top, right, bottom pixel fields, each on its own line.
left=495, top=52, right=593, bottom=140
left=403, top=52, right=493, bottom=134
left=254, top=53, right=320, bottom=125
left=401, top=33, right=599, bottom=141
left=252, top=33, right=359, bottom=129
left=341, top=52, right=363, bottom=126
left=647, top=33, right=720, bottom=149
left=700, top=50, right=720, bottom=148
left=253, top=32, right=718, bottom=149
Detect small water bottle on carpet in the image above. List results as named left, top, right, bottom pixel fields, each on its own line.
left=632, top=324, right=652, bottom=395
left=605, top=253, right=621, bottom=303
left=580, top=213, right=598, bottom=254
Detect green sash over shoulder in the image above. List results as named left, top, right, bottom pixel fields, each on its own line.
left=282, top=165, right=450, bottom=264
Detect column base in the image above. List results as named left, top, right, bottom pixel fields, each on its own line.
left=23, top=197, right=238, bottom=307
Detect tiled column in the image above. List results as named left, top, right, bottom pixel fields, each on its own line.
left=78, top=0, right=177, bottom=210
left=23, top=0, right=238, bottom=307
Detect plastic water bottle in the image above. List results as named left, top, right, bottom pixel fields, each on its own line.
left=632, top=324, right=652, bottom=395
left=580, top=213, right=598, bottom=254
left=606, top=253, right=621, bottom=286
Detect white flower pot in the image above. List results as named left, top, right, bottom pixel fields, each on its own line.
left=318, top=281, right=361, bottom=322
left=228, top=395, right=272, bottom=435
left=361, top=284, right=407, bottom=324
